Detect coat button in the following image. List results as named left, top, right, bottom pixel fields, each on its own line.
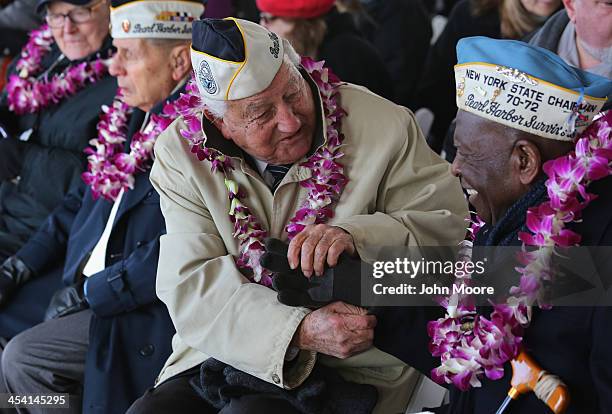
left=139, top=344, right=155, bottom=357
left=272, top=374, right=280, bottom=384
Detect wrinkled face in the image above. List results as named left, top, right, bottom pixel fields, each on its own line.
left=569, top=0, right=612, bottom=62
left=259, top=13, right=295, bottom=39
left=109, top=38, right=177, bottom=112
left=48, top=0, right=110, bottom=60
left=520, top=0, right=561, bottom=16
left=218, top=62, right=316, bottom=165
left=451, top=111, right=520, bottom=225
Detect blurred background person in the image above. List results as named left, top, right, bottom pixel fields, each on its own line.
left=0, top=0, right=116, bottom=339
left=256, top=0, right=395, bottom=101
left=529, top=0, right=612, bottom=79
left=204, top=0, right=260, bottom=21
left=414, top=0, right=562, bottom=153
left=0, top=0, right=202, bottom=410
left=0, top=0, right=42, bottom=89
left=336, top=0, right=432, bottom=108
left=0, top=0, right=41, bottom=54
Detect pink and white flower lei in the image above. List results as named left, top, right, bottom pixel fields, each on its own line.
left=428, top=110, right=612, bottom=391
left=172, top=57, right=347, bottom=286
left=82, top=89, right=184, bottom=201
left=6, top=24, right=111, bottom=115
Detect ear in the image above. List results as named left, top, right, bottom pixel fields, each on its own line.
left=511, top=140, right=542, bottom=186
left=170, top=44, right=192, bottom=82
left=562, top=0, right=577, bottom=22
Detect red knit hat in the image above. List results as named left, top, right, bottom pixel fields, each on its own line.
left=256, top=0, right=335, bottom=19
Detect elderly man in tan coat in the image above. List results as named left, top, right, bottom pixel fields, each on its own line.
left=128, top=17, right=468, bottom=414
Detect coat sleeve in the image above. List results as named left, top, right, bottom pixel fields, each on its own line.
left=332, top=107, right=468, bottom=263
left=373, top=306, right=445, bottom=379
left=149, top=135, right=313, bottom=390
left=83, top=235, right=164, bottom=318
left=16, top=184, right=85, bottom=275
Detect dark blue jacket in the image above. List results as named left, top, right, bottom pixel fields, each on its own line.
left=374, top=176, right=612, bottom=414
left=15, top=101, right=176, bottom=413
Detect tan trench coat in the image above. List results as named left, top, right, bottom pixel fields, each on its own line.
left=149, top=81, right=468, bottom=413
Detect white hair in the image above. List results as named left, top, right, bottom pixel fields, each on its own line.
left=201, top=38, right=301, bottom=120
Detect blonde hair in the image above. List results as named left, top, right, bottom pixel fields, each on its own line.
left=283, top=17, right=327, bottom=59
left=471, top=0, right=549, bottom=39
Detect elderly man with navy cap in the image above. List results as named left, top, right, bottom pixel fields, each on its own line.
left=370, top=38, right=612, bottom=413
left=0, top=0, right=204, bottom=413
left=126, top=16, right=468, bottom=414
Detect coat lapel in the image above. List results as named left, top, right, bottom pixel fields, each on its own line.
left=113, top=171, right=153, bottom=225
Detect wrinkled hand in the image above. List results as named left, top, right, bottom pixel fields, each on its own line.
left=293, top=301, right=376, bottom=359
left=44, top=282, right=89, bottom=320
left=261, top=238, right=362, bottom=308
left=0, top=256, right=33, bottom=306
left=288, top=224, right=356, bottom=277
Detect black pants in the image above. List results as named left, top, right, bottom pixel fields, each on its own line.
left=127, top=367, right=301, bottom=414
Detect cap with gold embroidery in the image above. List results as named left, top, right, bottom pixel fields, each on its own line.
left=455, top=37, right=612, bottom=141
left=190, top=17, right=284, bottom=101
left=110, top=0, right=205, bottom=40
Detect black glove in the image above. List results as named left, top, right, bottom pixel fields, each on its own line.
left=260, top=238, right=363, bottom=308
left=44, top=280, right=89, bottom=320
left=0, top=256, right=33, bottom=306
left=190, top=358, right=378, bottom=414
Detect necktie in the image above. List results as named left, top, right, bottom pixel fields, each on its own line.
left=264, top=164, right=291, bottom=192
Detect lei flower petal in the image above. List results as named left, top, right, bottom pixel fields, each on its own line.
left=6, top=24, right=112, bottom=115
left=176, top=58, right=347, bottom=285
left=428, top=110, right=612, bottom=390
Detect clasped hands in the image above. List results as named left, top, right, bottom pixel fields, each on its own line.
left=260, top=224, right=375, bottom=359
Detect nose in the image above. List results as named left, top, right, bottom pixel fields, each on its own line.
left=63, top=17, right=77, bottom=34
left=276, top=103, right=301, bottom=134
left=108, top=55, right=124, bottom=77
left=450, top=155, right=462, bottom=177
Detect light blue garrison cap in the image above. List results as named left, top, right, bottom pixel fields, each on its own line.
left=454, top=36, right=612, bottom=141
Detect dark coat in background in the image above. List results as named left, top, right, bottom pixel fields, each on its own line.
left=374, top=176, right=612, bottom=413
left=319, top=8, right=395, bottom=102
left=414, top=0, right=500, bottom=152
left=11, top=102, right=175, bottom=413
left=0, top=38, right=117, bottom=260
left=354, top=0, right=431, bottom=108
left=0, top=0, right=40, bottom=55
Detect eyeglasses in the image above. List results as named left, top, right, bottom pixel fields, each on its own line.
left=45, top=0, right=106, bottom=28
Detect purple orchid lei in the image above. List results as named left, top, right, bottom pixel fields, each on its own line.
left=428, top=110, right=612, bottom=391
left=6, top=24, right=110, bottom=115
left=171, top=57, right=347, bottom=286
left=82, top=90, right=182, bottom=201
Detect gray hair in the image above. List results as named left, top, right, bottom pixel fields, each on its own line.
left=147, top=38, right=191, bottom=49
left=201, top=38, right=301, bottom=120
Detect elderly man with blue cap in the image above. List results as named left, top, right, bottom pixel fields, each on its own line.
left=368, top=38, right=612, bottom=413
left=127, top=16, right=468, bottom=414
left=0, top=0, right=204, bottom=413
